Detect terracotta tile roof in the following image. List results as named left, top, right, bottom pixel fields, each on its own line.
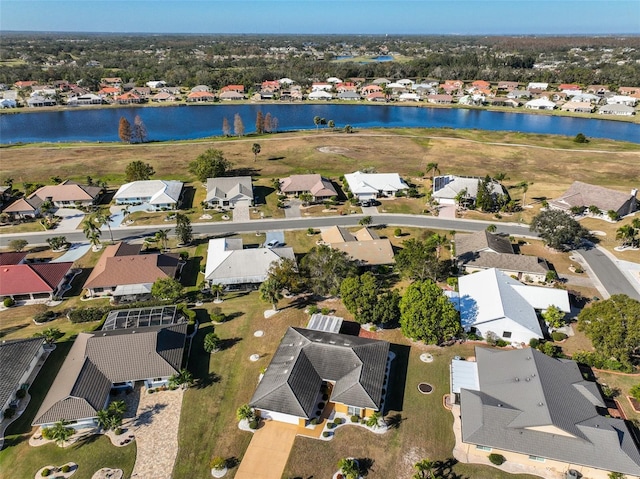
left=0, top=262, right=73, bottom=296
left=83, top=243, right=179, bottom=290
left=97, top=87, right=120, bottom=95
left=30, top=181, right=102, bottom=203
left=187, top=91, right=215, bottom=99
left=279, top=174, right=337, bottom=198
left=3, top=196, right=43, bottom=214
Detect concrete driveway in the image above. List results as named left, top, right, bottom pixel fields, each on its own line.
left=54, top=208, right=86, bottom=232
left=284, top=199, right=302, bottom=218
left=235, top=421, right=298, bottom=479
left=233, top=202, right=251, bottom=222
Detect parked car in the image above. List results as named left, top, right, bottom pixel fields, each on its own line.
left=265, top=239, right=282, bottom=248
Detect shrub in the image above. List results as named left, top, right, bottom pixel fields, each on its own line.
left=394, top=228, right=402, bottom=237
left=179, top=251, right=189, bottom=260
left=322, top=393, right=329, bottom=401
left=529, top=338, right=540, bottom=348
left=177, top=303, right=196, bottom=324
left=308, top=305, right=320, bottom=315
left=248, top=419, right=258, bottom=429
left=210, top=456, right=226, bottom=470
left=68, top=307, right=110, bottom=324
left=41, top=469, right=51, bottom=477
left=370, top=325, right=378, bottom=332
left=115, top=427, right=123, bottom=435
left=489, top=453, right=506, bottom=465
left=148, top=388, right=155, bottom=394
left=61, top=465, right=70, bottom=473
left=3, top=297, right=15, bottom=307
left=310, top=417, right=318, bottom=425
left=16, top=388, right=27, bottom=399
left=334, top=417, right=343, bottom=425
left=320, top=307, right=330, bottom=315
left=323, top=431, right=330, bottom=437
left=551, top=332, right=568, bottom=342
left=33, top=311, right=56, bottom=324
left=327, top=422, right=336, bottom=429
left=350, top=415, right=359, bottom=423
left=3, top=408, right=15, bottom=419
left=317, top=402, right=325, bottom=409
left=630, top=384, right=640, bottom=401
left=496, top=339, right=509, bottom=347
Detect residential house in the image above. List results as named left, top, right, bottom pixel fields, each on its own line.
left=455, top=231, right=550, bottom=282
left=366, top=92, right=386, bottom=102
left=526, top=82, right=549, bottom=91
left=113, top=180, right=183, bottom=210
left=361, top=85, right=382, bottom=96
left=67, top=94, right=103, bottom=106
left=344, top=171, right=409, bottom=201
left=558, top=83, right=580, bottom=92
left=1, top=338, right=45, bottom=414
left=114, top=92, right=142, bottom=104
left=218, top=91, right=244, bottom=101
left=308, top=90, right=333, bottom=100
left=586, top=84, right=610, bottom=95
left=33, top=322, right=187, bottom=430
left=250, top=327, right=391, bottom=425
left=0, top=260, right=74, bottom=301
left=187, top=91, right=215, bottom=102
left=221, top=85, right=245, bottom=94
left=312, top=82, right=332, bottom=92
left=570, top=93, right=600, bottom=104
left=561, top=101, right=593, bottom=113
left=4, top=180, right=102, bottom=217
left=14, top=80, right=37, bottom=89
left=151, top=91, right=178, bottom=102
left=607, top=95, right=637, bottom=107
left=97, top=87, right=120, bottom=99
left=278, top=78, right=295, bottom=86
left=101, top=77, right=123, bottom=88
left=399, top=92, right=420, bottom=102
left=497, top=81, right=519, bottom=91
left=507, top=89, right=532, bottom=100
left=320, top=226, right=395, bottom=267
left=426, top=94, right=453, bottom=104
left=524, top=98, right=556, bottom=110
left=205, top=176, right=253, bottom=208
left=336, top=82, right=357, bottom=93
left=326, top=77, right=342, bottom=84
left=190, top=85, right=211, bottom=93
left=83, top=242, right=181, bottom=301
left=432, top=175, right=506, bottom=206
left=27, top=96, right=56, bottom=107
left=471, top=80, right=491, bottom=90
left=337, top=91, right=361, bottom=101
left=451, top=348, right=640, bottom=478
left=598, top=104, right=635, bottom=116
left=487, top=98, right=520, bottom=108
left=372, top=78, right=390, bottom=85
left=0, top=90, right=18, bottom=108
left=618, top=87, right=640, bottom=96
left=131, top=87, right=151, bottom=98
left=549, top=181, right=638, bottom=218
left=145, top=80, right=166, bottom=89
left=458, top=94, right=485, bottom=106
left=261, top=80, right=280, bottom=92
left=204, top=238, right=295, bottom=287
left=457, top=268, right=570, bottom=344
left=279, top=174, right=337, bottom=202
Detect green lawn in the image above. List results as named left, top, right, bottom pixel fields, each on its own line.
left=0, top=340, right=136, bottom=479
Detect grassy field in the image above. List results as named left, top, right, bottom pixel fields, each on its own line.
left=0, top=340, right=137, bottom=479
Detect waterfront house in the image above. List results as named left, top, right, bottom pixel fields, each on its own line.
left=3, top=180, right=102, bottom=218
left=187, top=91, right=215, bottom=102
left=497, top=81, right=519, bottom=91
left=432, top=175, right=506, bottom=206
left=606, top=95, right=637, bottom=106
left=250, top=327, right=390, bottom=426
left=427, top=94, right=453, bottom=104
left=598, top=104, right=635, bottom=116
left=451, top=348, right=640, bottom=478
left=308, top=90, right=333, bottom=100
left=549, top=181, right=638, bottom=218
left=219, top=91, right=244, bottom=101
left=344, top=171, right=409, bottom=201
left=524, top=98, right=556, bottom=110
left=561, top=101, right=593, bottom=113
left=221, top=85, right=245, bottom=94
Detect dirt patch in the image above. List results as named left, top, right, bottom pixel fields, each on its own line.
left=318, top=146, right=351, bottom=154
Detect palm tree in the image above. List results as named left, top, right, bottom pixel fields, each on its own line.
left=236, top=404, right=254, bottom=422
left=616, top=224, right=637, bottom=247
left=82, top=218, right=101, bottom=241
left=632, top=218, right=640, bottom=230
left=210, top=283, right=224, bottom=302
left=588, top=205, right=601, bottom=216
left=413, top=458, right=435, bottom=479
left=425, top=162, right=440, bottom=182
left=47, top=420, right=74, bottom=446
left=37, top=327, right=64, bottom=345
left=494, top=172, right=508, bottom=181
left=108, top=400, right=126, bottom=418
left=359, top=215, right=372, bottom=226
left=95, top=211, right=114, bottom=243
left=169, top=369, right=193, bottom=389
left=313, top=115, right=321, bottom=130
left=252, top=143, right=261, bottom=162
left=486, top=224, right=497, bottom=233
left=155, top=229, right=170, bottom=251
left=516, top=181, right=532, bottom=207
left=259, top=278, right=283, bottom=311
left=337, top=458, right=360, bottom=479
left=431, top=233, right=448, bottom=259
left=327, top=119, right=335, bottom=129
left=96, top=409, right=111, bottom=430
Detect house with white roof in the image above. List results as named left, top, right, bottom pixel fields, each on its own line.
left=526, top=82, right=549, bottom=91
left=344, top=171, right=409, bottom=201
left=398, top=92, right=420, bottom=102
left=204, top=238, right=295, bottom=287
left=607, top=95, right=637, bottom=106
left=432, top=175, right=506, bottom=206
left=205, top=176, right=253, bottom=209
left=113, top=180, right=183, bottom=210
left=308, top=90, right=333, bottom=100
left=457, top=268, right=570, bottom=344
left=145, top=80, right=166, bottom=89
left=598, top=104, right=635, bottom=116
left=524, top=98, right=556, bottom=110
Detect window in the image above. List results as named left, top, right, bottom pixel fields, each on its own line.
left=529, top=455, right=545, bottom=462
left=502, top=331, right=512, bottom=339
left=347, top=406, right=361, bottom=416
left=475, top=445, right=492, bottom=452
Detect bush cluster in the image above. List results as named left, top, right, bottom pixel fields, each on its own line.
left=16, top=388, right=27, bottom=399
left=41, top=469, right=50, bottom=477
left=33, top=311, right=56, bottom=324
left=61, top=465, right=70, bottom=473
left=68, top=307, right=110, bottom=323
left=551, top=332, right=568, bottom=342
left=572, top=351, right=630, bottom=372
left=489, top=453, right=506, bottom=465
left=350, top=415, right=359, bottom=423
left=3, top=297, right=15, bottom=307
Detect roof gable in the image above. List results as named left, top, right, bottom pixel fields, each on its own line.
left=0, top=262, right=73, bottom=296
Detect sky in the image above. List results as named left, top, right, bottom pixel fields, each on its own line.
left=1, top=0, right=639, bottom=35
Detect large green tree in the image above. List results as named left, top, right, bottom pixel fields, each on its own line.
left=399, top=280, right=461, bottom=344
left=188, top=149, right=232, bottom=182
left=577, top=295, right=640, bottom=370
left=372, top=289, right=401, bottom=327
left=267, top=257, right=302, bottom=294
left=530, top=210, right=588, bottom=250
left=151, top=277, right=184, bottom=302
left=395, top=238, right=448, bottom=282
left=340, top=272, right=378, bottom=324
left=174, top=213, right=193, bottom=245
left=124, top=160, right=155, bottom=182
left=300, top=245, right=357, bottom=297
left=259, top=278, right=283, bottom=311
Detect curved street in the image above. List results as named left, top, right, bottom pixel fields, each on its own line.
left=1, top=213, right=638, bottom=300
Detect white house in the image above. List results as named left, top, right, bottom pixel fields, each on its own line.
left=607, top=95, right=637, bottom=107
left=526, top=82, right=549, bottom=91
left=308, top=90, right=333, bottom=100
left=113, top=180, right=183, bottom=210
left=457, top=268, right=570, bottom=344
left=524, top=98, right=556, bottom=110
left=398, top=92, right=420, bottom=102
left=204, top=238, right=295, bottom=286
left=598, top=104, right=635, bottom=116
left=205, top=176, right=253, bottom=208
left=145, top=80, right=166, bottom=89
left=344, top=171, right=409, bottom=201
left=432, top=175, right=505, bottom=206
left=311, top=82, right=333, bottom=91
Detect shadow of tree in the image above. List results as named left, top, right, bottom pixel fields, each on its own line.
left=194, top=372, right=221, bottom=389
left=356, top=457, right=374, bottom=476
left=434, top=458, right=467, bottom=479
left=133, top=402, right=168, bottom=427
left=383, top=413, right=404, bottom=429
left=219, top=337, right=242, bottom=351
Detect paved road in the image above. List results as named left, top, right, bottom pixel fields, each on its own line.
left=577, top=245, right=640, bottom=301
left=0, top=214, right=533, bottom=247
left=2, top=213, right=638, bottom=300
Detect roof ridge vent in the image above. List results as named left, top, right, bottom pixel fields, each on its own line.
left=515, top=377, right=520, bottom=382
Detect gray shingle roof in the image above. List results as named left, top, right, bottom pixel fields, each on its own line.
left=250, top=328, right=389, bottom=418
left=33, top=323, right=186, bottom=425
left=456, top=231, right=514, bottom=256
left=0, top=338, right=43, bottom=409
left=205, top=176, right=254, bottom=203
left=550, top=181, right=636, bottom=214
left=459, top=347, right=640, bottom=475
left=463, top=252, right=549, bottom=275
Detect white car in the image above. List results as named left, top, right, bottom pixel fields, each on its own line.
left=265, top=239, right=282, bottom=248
